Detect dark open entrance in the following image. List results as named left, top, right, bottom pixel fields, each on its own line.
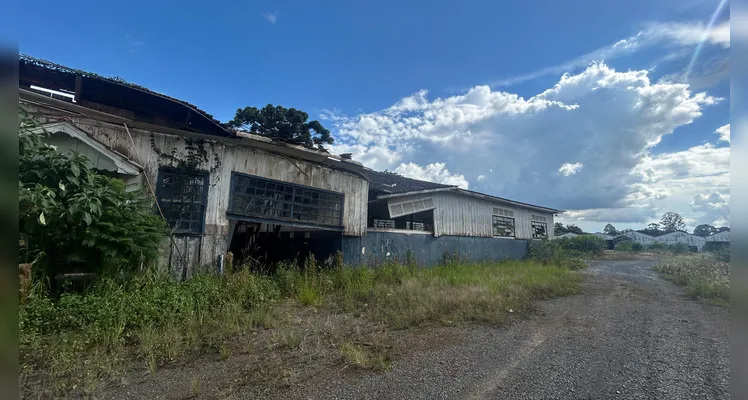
left=227, top=221, right=343, bottom=270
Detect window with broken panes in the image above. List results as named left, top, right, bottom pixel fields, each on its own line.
left=532, top=221, right=548, bottom=239
left=229, top=173, right=343, bottom=226
left=156, top=168, right=209, bottom=234
left=492, top=215, right=515, bottom=237
left=372, top=219, right=396, bottom=229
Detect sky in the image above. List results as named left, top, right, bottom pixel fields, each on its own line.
left=13, top=0, right=731, bottom=233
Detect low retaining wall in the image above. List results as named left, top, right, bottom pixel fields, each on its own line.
left=341, top=231, right=528, bottom=266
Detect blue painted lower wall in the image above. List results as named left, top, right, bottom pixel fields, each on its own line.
left=341, top=231, right=528, bottom=266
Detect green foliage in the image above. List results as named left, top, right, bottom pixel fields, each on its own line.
left=672, top=242, right=689, bottom=254
left=631, top=242, right=644, bottom=251
left=227, top=104, right=333, bottom=150
left=693, top=224, right=718, bottom=237
left=659, top=212, right=686, bottom=233
left=603, top=223, right=617, bottom=235
left=18, top=114, right=169, bottom=279
left=615, top=241, right=634, bottom=251
left=527, top=240, right=586, bottom=270
left=558, top=235, right=606, bottom=254
left=554, top=222, right=584, bottom=236
left=637, top=223, right=662, bottom=237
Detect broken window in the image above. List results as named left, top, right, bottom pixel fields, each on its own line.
left=229, top=173, right=344, bottom=227
left=532, top=222, right=548, bottom=239
left=492, top=215, right=515, bottom=238
left=372, top=219, right=396, bottom=229
left=156, top=168, right=209, bottom=234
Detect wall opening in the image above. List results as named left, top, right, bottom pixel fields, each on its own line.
left=368, top=201, right=434, bottom=233
left=227, top=220, right=342, bottom=270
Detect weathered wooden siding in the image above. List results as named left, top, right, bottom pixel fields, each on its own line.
left=431, top=192, right=555, bottom=240
left=25, top=104, right=369, bottom=272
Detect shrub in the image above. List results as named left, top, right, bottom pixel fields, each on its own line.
left=615, top=241, right=634, bottom=251
left=558, top=235, right=606, bottom=254
left=18, top=112, right=168, bottom=281
left=528, top=240, right=586, bottom=270
left=672, top=242, right=689, bottom=254
left=631, top=242, right=644, bottom=252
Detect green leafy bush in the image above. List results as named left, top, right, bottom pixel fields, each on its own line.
left=19, top=113, right=168, bottom=279
left=557, top=235, right=607, bottom=254
left=615, top=241, right=634, bottom=251
left=528, top=240, right=586, bottom=270
left=631, top=242, right=644, bottom=251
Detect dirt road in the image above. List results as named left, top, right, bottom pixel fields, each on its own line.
left=274, top=259, right=730, bottom=400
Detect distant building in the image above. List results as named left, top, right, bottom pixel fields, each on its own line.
left=654, top=231, right=706, bottom=252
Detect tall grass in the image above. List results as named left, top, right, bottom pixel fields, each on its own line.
left=654, top=254, right=730, bottom=306
left=20, top=259, right=582, bottom=396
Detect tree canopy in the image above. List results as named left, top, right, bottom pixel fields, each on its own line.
left=659, top=212, right=686, bottom=233
left=227, top=104, right=334, bottom=151
left=554, top=222, right=584, bottom=236
left=603, top=223, right=617, bottom=235
left=693, top=224, right=717, bottom=237
left=637, top=223, right=662, bottom=237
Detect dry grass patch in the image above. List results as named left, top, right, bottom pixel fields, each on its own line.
left=654, top=254, right=730, bottom=306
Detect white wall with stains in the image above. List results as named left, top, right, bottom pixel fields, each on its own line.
left=24, top=102, right=369, bottom=275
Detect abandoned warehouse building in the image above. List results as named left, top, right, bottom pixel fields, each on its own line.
left=19, top=55, right=561, bottom=277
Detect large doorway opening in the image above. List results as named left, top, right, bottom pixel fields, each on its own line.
left=227, top=220, right=342, bottom=270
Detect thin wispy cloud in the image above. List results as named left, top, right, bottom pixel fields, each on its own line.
left=262, top=12, right=278, bottom=24
left=487, top=19, right=730, bottom=88
left=125, top=34, right=144, bottom=53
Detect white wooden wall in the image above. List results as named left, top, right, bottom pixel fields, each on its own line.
left=430, top=192, right=555, bottom=240
left=25, top=104, right=369, bottom=272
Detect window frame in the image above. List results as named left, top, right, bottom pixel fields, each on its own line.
left=492, top=214, right=516, bottom=238
left=155, top=167, right=210, bottom=236
left=227, top=171, right=345, bottom=228
left=532, top=221, right=549, bottom=239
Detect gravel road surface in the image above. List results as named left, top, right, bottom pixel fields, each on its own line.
left=274, top=259, right=730, bottom=400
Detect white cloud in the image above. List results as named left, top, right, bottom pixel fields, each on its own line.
left=715, top=124, right=730, bottom=142
left=262, top=12, right=278, bottom=24
left=488, top=19, right=730, bottom=87
left=690, top=192, right=730, bottom=226
left=643, top=20, right=730, bottom=48
left=476, top=175, right=486, bottom=182
left=330, top=62, right=716, bottom=214
left=559, top=162, right=584, bottom=176
left=393, top=162, right=469, bottom=189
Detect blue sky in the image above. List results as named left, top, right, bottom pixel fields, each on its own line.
left=16, top=0, right=731, bottom=232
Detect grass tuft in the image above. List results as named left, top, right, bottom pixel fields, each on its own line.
left=654, top=254, right=730, bottom=306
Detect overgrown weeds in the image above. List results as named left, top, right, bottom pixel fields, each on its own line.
left=20, top=259, right=582, bottom=397
left=654, top=254, right=730, bottom=306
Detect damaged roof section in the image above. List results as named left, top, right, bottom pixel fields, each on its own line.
left=19, top=55, right=233, bottom=137
left=364, top=169, right=561, bottom=214
left=364, top=169, right=456, bottom=196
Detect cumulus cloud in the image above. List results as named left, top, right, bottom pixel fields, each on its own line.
left=329, top=62, right=717, bottom=217
left=476, top=175, right=486, bottom=182
left=715, top=124, right=730, bottom=143
left=393, top=162, right=469, bottom=189
left=690, top=192, right=730, bottom=226
left=559, top=162, right=584, bottom=176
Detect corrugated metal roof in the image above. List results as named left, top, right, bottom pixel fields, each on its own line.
left=364, top=169, right=456, bottom=194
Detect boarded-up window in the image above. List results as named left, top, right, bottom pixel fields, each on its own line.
left=157, top=168, right=209, bottom=234
left=229, top=172, right=343, bottom=227
left=493, top=215, right=515, bottom=237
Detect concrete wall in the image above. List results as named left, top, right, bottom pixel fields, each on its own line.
left=341, top=230, right=528, bottom=266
